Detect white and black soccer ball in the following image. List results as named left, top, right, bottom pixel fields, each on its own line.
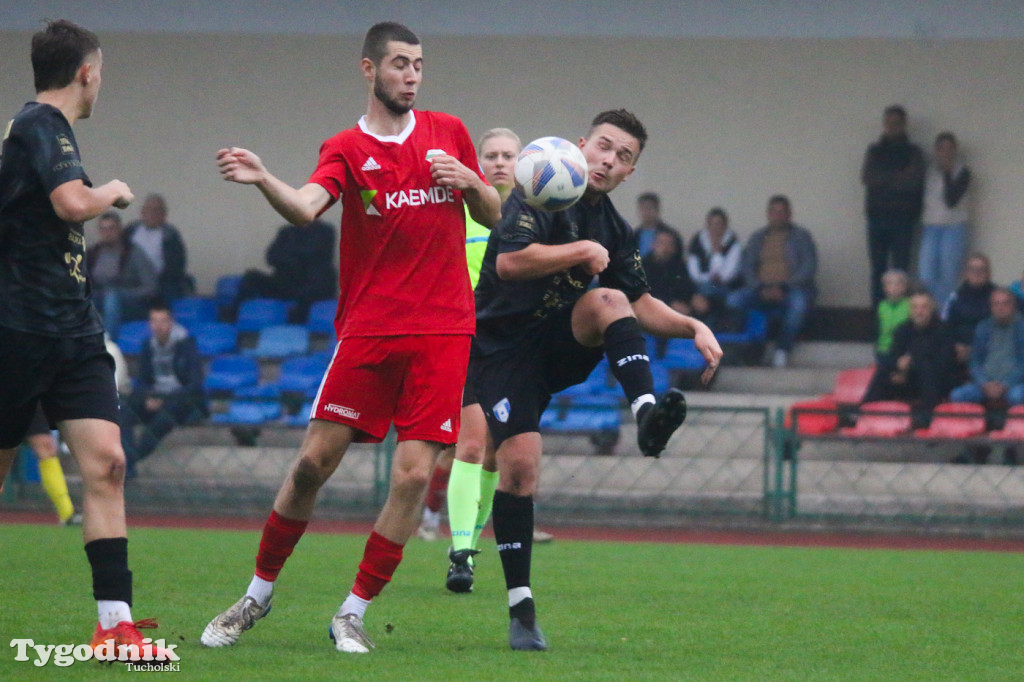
left=514, top=136, right=588, bottom=211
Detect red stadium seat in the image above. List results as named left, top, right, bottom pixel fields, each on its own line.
left=840, top=401, right=911, bottom=437
left=989, top=405, right=1024, bottom=440
left=785, top=397, right=840, bottom=436
left=914, top=402, right=986, bottom=439
left=829, top=366, right=875, bottom=406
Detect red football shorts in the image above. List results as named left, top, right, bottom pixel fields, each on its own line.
left=310, top=334, right=470, bottom=444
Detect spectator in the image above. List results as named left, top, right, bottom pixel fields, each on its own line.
left=120, top=303, right=206, bottom=476
left=1008, top=267, right=1024, bottom=313
left=861, top=104, right=925, bottom=306
left=863, top=291, right=957, bottom=428
left=727, top=194, right=817, bottom=368
left=686, top=206, right=743, bottom=314
left=124, top=193, right=194, bottom=301
left=875, top=269, right=911, bottom=362
left=633, top=192, right=678, bottom=257
left=86, top=211, right=158, bottom=338
left=949, top=288, right=1024, bottom=410
left=642, top=226, right=696, bottom=315
left=235, top=219, right=338, bottom=322
left=943, top=253, right=997, bottom=366
left=918, top=132, right=972, bottom=308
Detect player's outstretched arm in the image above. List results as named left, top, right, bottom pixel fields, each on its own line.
left=50, top=179, right=133, bottom=223
left=217, top=147, right=330, bottom=226
left=497, top=240, right=609, bottom=281
left=430, top=154, right=501, bottom=227
left=632, top=293, right=723, bottom=385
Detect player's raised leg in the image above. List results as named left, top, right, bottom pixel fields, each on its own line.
left=201, top=419, right=355, bottom=647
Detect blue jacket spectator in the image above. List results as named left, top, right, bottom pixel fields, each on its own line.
left=950, top=288, right=1024, bottom=407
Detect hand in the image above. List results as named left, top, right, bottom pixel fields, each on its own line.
left=145, top=396, right=164, bottom=412
left=896, top=355, right=911, bottom=372
left=955, top=343, right=970, bottom=363
left=217, top=147, right=267, bottom=185
left=983, top=381, right=1007, bottom=401
left=693, top=324, right=724, bottom=386
left=106, top=180, right=134, bottom=208
left=578, top=240, right=610, bottom=275
left=429, top=154, right=477, bottom=190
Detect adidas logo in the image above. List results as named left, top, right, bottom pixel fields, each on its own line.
left=361, top=157, right=381, bottom=172
left=440, top=419, right=452, bottom=433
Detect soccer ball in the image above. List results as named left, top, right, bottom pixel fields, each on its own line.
left=514, top=136, right=588, bottom=211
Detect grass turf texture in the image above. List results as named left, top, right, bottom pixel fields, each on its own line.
left=1, top=524, right=1022, bottom=680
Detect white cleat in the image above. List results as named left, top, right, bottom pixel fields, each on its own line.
left=201, top=596, right=271, bottom=647
left=329, top=612, right=375, bottom=654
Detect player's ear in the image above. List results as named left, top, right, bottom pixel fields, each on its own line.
left=360, top=57, right=376, bottom=82
left=577, top=136, right=587, bottom=150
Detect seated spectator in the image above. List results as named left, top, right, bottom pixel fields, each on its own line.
left=86, top=211, right=158, bottom=338
left=863, top=291, right=957, bottom=428
left=642, top=226, right=695, bottom=315
left=124, top=193, right=194, bottom=302
left=942, top=252, right=997, bottom=367
left=727, top=194, right=817, bottom=368
left=121, top=303, right=207, bottom=476
left=633, top=192, right=678, bottom=258
left=686, top=206, right=742, bottom=318
left=235, top=219, right=338, bottom=322
left=875, top=269, right=911, bottom=362
left=1009, top=267, right=1024, bottom=313
left=949, top=288, right=1024, bottom=410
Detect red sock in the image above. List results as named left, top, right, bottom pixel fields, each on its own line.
left=255, top=510, right=309, bottom=581
left=424, top=465, right=450, bottom=513
left=352, top=531, right=404, bottom=600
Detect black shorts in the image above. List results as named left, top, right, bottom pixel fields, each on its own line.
left=0, top=327, right=120, bottom=448
left=469, top=311, right=604, bottom=448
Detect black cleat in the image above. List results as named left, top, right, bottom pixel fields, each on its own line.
left=637, top=388, right=687, bottom=458
left=509, top=617, right=547, bottom=651
left=445, top=547, right=480, bottom=593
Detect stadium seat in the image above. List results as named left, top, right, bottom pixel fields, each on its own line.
left=214, top=273, right=244, bottom=308
left=284, top=402, right=315, bottom=427
left=306, top=299, right=337, bottom=336
left=785, top=397, right=840, bottom=436
left=236, top=298, right=290, bottom=333
left=914, top=402, right=986, bottom=439
left=211, top=400, right=282, bottom=425
left=715, top=309, right=769, bottom=344
left=660, top=338, right=706, bottom=370
left=988, top=405, right=1024, bottom=440
left=233, top=383, right=281, bottom=400
left=829, top=366, right=876, bottom=406
left=276, top=354, right=330, bottom=395
left=244, top=324, right=310, bottom=358
left=190, top=322, right=238, bottom=357
left=116, top=320, right=150, bottom=356
left=172, top=296, right=219, bottom=327
left=839, top=401, right=911, bottom=437
left=540, top=407, right=621, bottom=433
left=203, top=355, right=260, bottom=394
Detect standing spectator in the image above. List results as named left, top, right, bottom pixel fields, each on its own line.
left=861, top=104, right=925, bottom=306
left=235, top=219, right=338, bottom=322
left=943, top=253, right=997, bottom=365
left=632, top=192, right=678, bottom=258
left=918, top=132, right=972, bottom=307
left=727, top=195, right=817, bottom=368
left=86, top=211, right=158, bottom=338
left=863, top=291, right=957, bottom=428
left=124, top=193, right=193, bottom=302
left=686, top=206, right=743, bottom=321
left=120, top=303, right=206, bottom=476
left=875, top=269, right=911, bottom=362
left=949, top=288, right=1024, bottom=409
left=642, top=226, right=696, bottom=315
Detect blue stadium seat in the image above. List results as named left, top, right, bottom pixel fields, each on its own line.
left=276, top=354, right=330, bottom=395
left=214, top=274, right=244, bottom=308
left=116, top=320, right=150, bottom=356
left=306, top=299, right=336, bottom=336
left=172, top=296, right=219, bottom=327
left=284, top=402, right=315, bottom=427
left=203, top=355, right=260, bottom=393
left=236, top=298, right=290, bottom=333
left=244, top=325, right=310, bottom=358
left=189, top=322, right=238, bottom=357
left=715, top=309, right=769, bottom=344
left=211, top=400, right=282, bottom=425
left=540, top=407, right=621, bottom=433
left=233, top=383, right=281, bottom=400
left=660, top=338, right=707, bottom=370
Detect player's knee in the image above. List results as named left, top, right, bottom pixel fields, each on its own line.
left=291, top=455, right=329, bottom=493
left=590, top=287, right=630, bottom=311
left=456, top=437, right=485, bottom=464
left=83, top=445, right=127, bottom=486
left=392, top=460, right=433, bottom=495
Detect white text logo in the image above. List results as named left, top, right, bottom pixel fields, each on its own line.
left=9, top=637, right=180, bottom=667
left=324, top=403, right=360, bottom=419
left=384, top=186, right=456, bottom=210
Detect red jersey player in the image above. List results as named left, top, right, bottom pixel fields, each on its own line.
left=201, top=22, right=500, bottom=655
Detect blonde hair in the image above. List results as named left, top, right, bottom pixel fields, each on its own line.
left=478, top=127, right=521, bottom=154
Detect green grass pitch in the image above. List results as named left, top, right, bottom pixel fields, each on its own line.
left=1, top=523, right=1022, bottom=680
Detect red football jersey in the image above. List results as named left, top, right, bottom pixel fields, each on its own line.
left=308, top=110, right=484, bottom=339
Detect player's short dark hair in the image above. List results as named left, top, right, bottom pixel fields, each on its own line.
left=590, top=109, right=647, bottom=155
left=362, top=22, right=420, bottom=65
left=31, top=19, right=100, bottom=93
left=768, top=194, right=791, bottom=211
left=884, top=104, right=907, bottom=121
left=149, top=300, right=172, bottom=316
left=706, top=206, right=729, bottom=224
left=98, top=211, right=122, bottom=225
left=935, top=131, right=958, bottom=147
left=637, top=192, right=660, bottom=208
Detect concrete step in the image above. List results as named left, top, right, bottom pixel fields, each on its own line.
left=710, top=341, right=875, bottom=397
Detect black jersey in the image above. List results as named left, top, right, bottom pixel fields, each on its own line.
left=474, top=189, right=649, bottom=354
left=0, top=102, right=103, bottom=336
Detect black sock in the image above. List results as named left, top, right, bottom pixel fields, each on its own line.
left=492, top=490, right=534, bottom=592
left=603, top=317, right=654, bottom=405
left=85, top=537, right=133, bottom=606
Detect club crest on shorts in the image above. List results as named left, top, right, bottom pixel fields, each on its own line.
left=492, top=397, right=511, bottom=424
